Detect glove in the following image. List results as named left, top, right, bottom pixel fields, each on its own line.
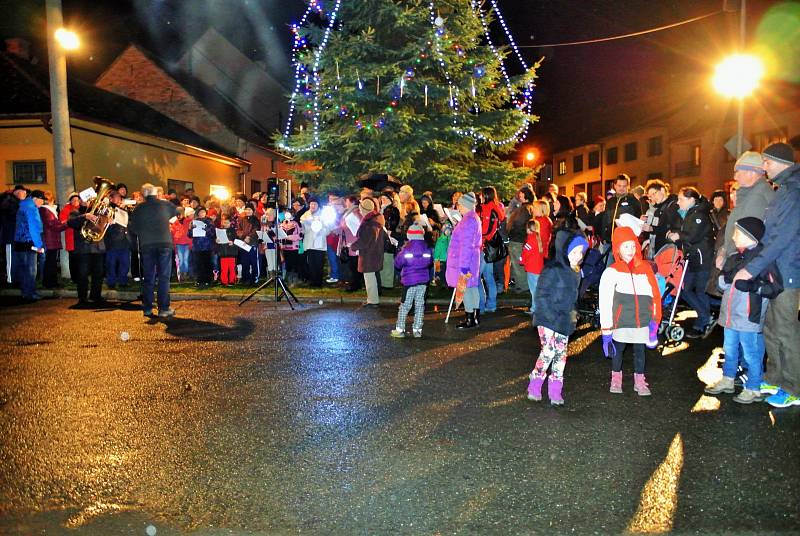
left=460, top=267, right=471, bottom=276
left=646, top=320, right=658, bottom=349
left=602, top=334, right=616, bottom=358
left=734, top=279, right=756, bottom=292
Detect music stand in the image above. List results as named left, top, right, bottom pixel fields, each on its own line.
left=238, top=187, right=300, bottom=309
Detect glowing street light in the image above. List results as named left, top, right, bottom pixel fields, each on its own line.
left=54, top=28, right=80, bottom=50
left=712, top=54, right=764, bottom=98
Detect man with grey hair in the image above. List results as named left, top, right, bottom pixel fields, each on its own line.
left=130, top=182, right=178, bottom=318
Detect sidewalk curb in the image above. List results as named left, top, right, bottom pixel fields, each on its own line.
left=0, top=288, right=531, bottom=306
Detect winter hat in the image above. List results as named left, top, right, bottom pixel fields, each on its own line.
left=359, top=197, right=376, bottom=216
left=762, top=142, right=795, bottom=166
left=458, top=191, right=476, bottom=211
left=283, top=211, right=293, bottom=221
left=734, top=151, right=764, bottom=173
left=67, top=192, right=80, bottom=202
left=567, top=235, right=589, bottom=256
left=407, top=223, right=425, bottom=241
left=735, top=216, right=765, bottom=243
left=29, top=190, right=45, bottom=200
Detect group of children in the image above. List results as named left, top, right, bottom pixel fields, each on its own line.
left=389, top=197, right=780, bottom=409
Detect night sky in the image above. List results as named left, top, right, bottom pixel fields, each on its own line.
left=2, top=0, right=783, bottom=158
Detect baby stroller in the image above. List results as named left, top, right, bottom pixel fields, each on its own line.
left=651, top=243, right=689, bottom=346
left=576, top=246, right=608, bottom=328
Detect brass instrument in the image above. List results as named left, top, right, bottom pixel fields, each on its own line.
left=80, top=176, right=116, bottom=242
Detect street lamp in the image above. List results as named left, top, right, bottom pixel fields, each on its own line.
left=713, top=53, right=764, bottom=158
left=523, top=149, right=537, bottom=167
left=54, top=28, right=80, bottom=50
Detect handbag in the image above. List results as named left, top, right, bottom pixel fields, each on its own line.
left=483, top=210, right=508, bottom=263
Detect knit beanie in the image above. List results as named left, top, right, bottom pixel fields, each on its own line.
left=567, top=235, right=589, bottom=256
left=734, top=151, right=764, bottom=173
left=407, top=223, right=425, bottom=241
left=735, top=216, right=765, bottom=244
left=359, top=198, right=376, bottom=216
left=458, top=191, right=476, bottom=211
left=762, top=142, right=795, bottom=166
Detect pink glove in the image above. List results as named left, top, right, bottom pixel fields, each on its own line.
left=646, top=321, right=658, bottom=349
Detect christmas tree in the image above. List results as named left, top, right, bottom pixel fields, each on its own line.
left=278, top=0, right=539, bottom=198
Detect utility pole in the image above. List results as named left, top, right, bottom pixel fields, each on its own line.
left=736, top=0, right=747, bottom=157
left=45, top=0, right=75, bottom=208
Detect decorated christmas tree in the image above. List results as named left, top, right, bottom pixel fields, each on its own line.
left=278, top=0, right=539, bottom=198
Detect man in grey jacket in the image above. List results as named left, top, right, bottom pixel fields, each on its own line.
left=715, top=151, right=775, bottom=269
left=130, top=183, right=178, bottom=318
left=734, top=143, right=800, bottom=408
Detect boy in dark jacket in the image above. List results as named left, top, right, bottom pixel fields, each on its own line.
left=705, top=217, right=782, bottom=403
left=391, top=224, right=433, bottom=338
left=527, top=230, right=589, bottom=405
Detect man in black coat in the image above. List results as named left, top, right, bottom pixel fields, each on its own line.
left=130, top=183, right=178, bottom=318
left=68, top=204, right=107, bottom=307
left=601, top=174, right=642, bottom=245
left=642, top=179, right=680, bottom=256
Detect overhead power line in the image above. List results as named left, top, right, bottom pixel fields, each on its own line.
left=519, top=10, right=723, bottom=48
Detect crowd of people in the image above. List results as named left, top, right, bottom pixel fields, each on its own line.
left=0, top=142, right=797, bottom=408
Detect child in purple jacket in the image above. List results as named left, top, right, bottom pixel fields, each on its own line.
left=391, top=224, right=433, bottom=338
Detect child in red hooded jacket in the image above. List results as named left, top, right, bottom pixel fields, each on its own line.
left=599, top=226, right=662, bottom=396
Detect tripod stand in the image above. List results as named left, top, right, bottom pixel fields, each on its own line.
left=238, top=206, right=300, bottom=309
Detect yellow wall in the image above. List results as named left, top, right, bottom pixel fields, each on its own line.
left=1, top=118, right=245, bottom=199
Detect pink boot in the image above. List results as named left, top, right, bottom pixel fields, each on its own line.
left=547, top=379, right=564, bottom=406
left=634, top=373, right=651, bottom=396
left=527, top=374, right=544, bottom=401
left=610, top=371, right=623, bottom=394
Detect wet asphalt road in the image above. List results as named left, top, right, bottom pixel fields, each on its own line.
left=0, top=297, right=798, bottom=535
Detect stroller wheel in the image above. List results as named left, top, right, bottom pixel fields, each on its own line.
left=668, top=325, right=685, bottom=342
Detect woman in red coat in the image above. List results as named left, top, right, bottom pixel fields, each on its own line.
left=40, top=196, right=67, bottom=288
left=58, top=193, right=81, bottom=284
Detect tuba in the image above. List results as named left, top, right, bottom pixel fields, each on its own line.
left=80, top=176, right=116, bottom=242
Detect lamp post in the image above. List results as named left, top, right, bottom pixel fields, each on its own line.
left=45, top=0, right=78, bottom=209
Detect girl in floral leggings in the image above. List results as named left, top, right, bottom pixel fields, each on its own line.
left=527, top=231, right=589, bottom=406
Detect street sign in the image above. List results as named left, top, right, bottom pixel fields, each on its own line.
left=725, top=135, right=752, bottom=159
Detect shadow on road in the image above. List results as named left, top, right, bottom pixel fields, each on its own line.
left=154, top=316, right=256, bottom=341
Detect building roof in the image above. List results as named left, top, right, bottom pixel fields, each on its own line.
left=0, top=51, right=245, bottom=163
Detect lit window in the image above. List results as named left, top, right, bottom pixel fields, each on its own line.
left=12, top=161, right=47, bottom=184
left=558, top=159, right=567, bottom=176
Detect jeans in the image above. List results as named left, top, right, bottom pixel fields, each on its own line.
left=141, top=247, right=172, bottom=312
left=681, top=270, right=711, bottom=329
left=722, top=328, right=764, bottom=391
left=175, top=244, right=190, bottom=278
left=326, top=244, right=340, bottom=280
left=611, top=341, right=646, bottom=374
left=478, top=256, right=497, bottom=312
left=463, top=286, right=479, bottom=312
left=527, top=273, right=540, bottom=312
left=105, top=248, right=130, bottom=286
left=13, top=249, right=37, bottom=298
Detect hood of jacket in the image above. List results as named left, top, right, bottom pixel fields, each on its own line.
left=611, top=226, right=646, bottom=272
left=772, top=162, right=800, bottom=188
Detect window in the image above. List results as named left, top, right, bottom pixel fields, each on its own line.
left=693, top=144, right=701, bottom=166
left=12, top=161, right=47, bottom=184
left=168, top=180, right=193, bottom=193
left=250, top=180, right=262, bottom=194
left=648, top=136, right=663, bottom=157
left=557, top=159, right=567, bottom=176
left=753, top=127, right=788, bottom=152
left=573, top=154, right=583, bottom=173
left=647, top=172, right=664, bottom=180
left=606, top=147, right=618, bottom=165
left=588, top=150, right=600, bottom=169
left=624, top=142, right=638, bottom=162
left=588, top=181, right=602, bottom=203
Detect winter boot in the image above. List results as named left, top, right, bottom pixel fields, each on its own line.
left=610, top=371, right=623, bottom=394
left=633, top=373, right=651, bottom=396
left=457, top=311, right=478, bottom=330
left=548, top=379, right=564, bottom=406
left=474, top=309, right=481, bottom=326
left=527, top=374, right=544, bottom=401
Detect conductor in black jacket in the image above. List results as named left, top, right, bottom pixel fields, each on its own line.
left=129, top=183, right=178, bottom=318
left=601, top=174, right=642, bottom=244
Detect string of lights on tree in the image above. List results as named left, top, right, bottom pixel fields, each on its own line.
left=278, top=0, right=536, bottom=153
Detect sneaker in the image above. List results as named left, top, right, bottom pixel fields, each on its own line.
left=390, top=329, right=405, bottom=338
left=412, top=329, right=422, bottom=338
left=143, top=309, right=154, bottom=318
left=765, top=389, right=800, bottom=408
left=157, top=307, right=176, bottom=318
left=760, top=382, right=780, bottom=396
left=704, top=376, right=735, bottom=395
left=326, top=277, right=339, bottom=283
left=733, top=389, right=763, bottom=404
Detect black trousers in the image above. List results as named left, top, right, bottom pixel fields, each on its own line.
left=345, top=253, right=361, bottom=290
left=68, top=251, right=80, bottom=284
left=76, top=252, right=105, bottom=301
left=43, top=249, right=60, bottom=288
left=194, top=250, right=213, bottom=284
left=306, top=249, right=325, bottom=287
